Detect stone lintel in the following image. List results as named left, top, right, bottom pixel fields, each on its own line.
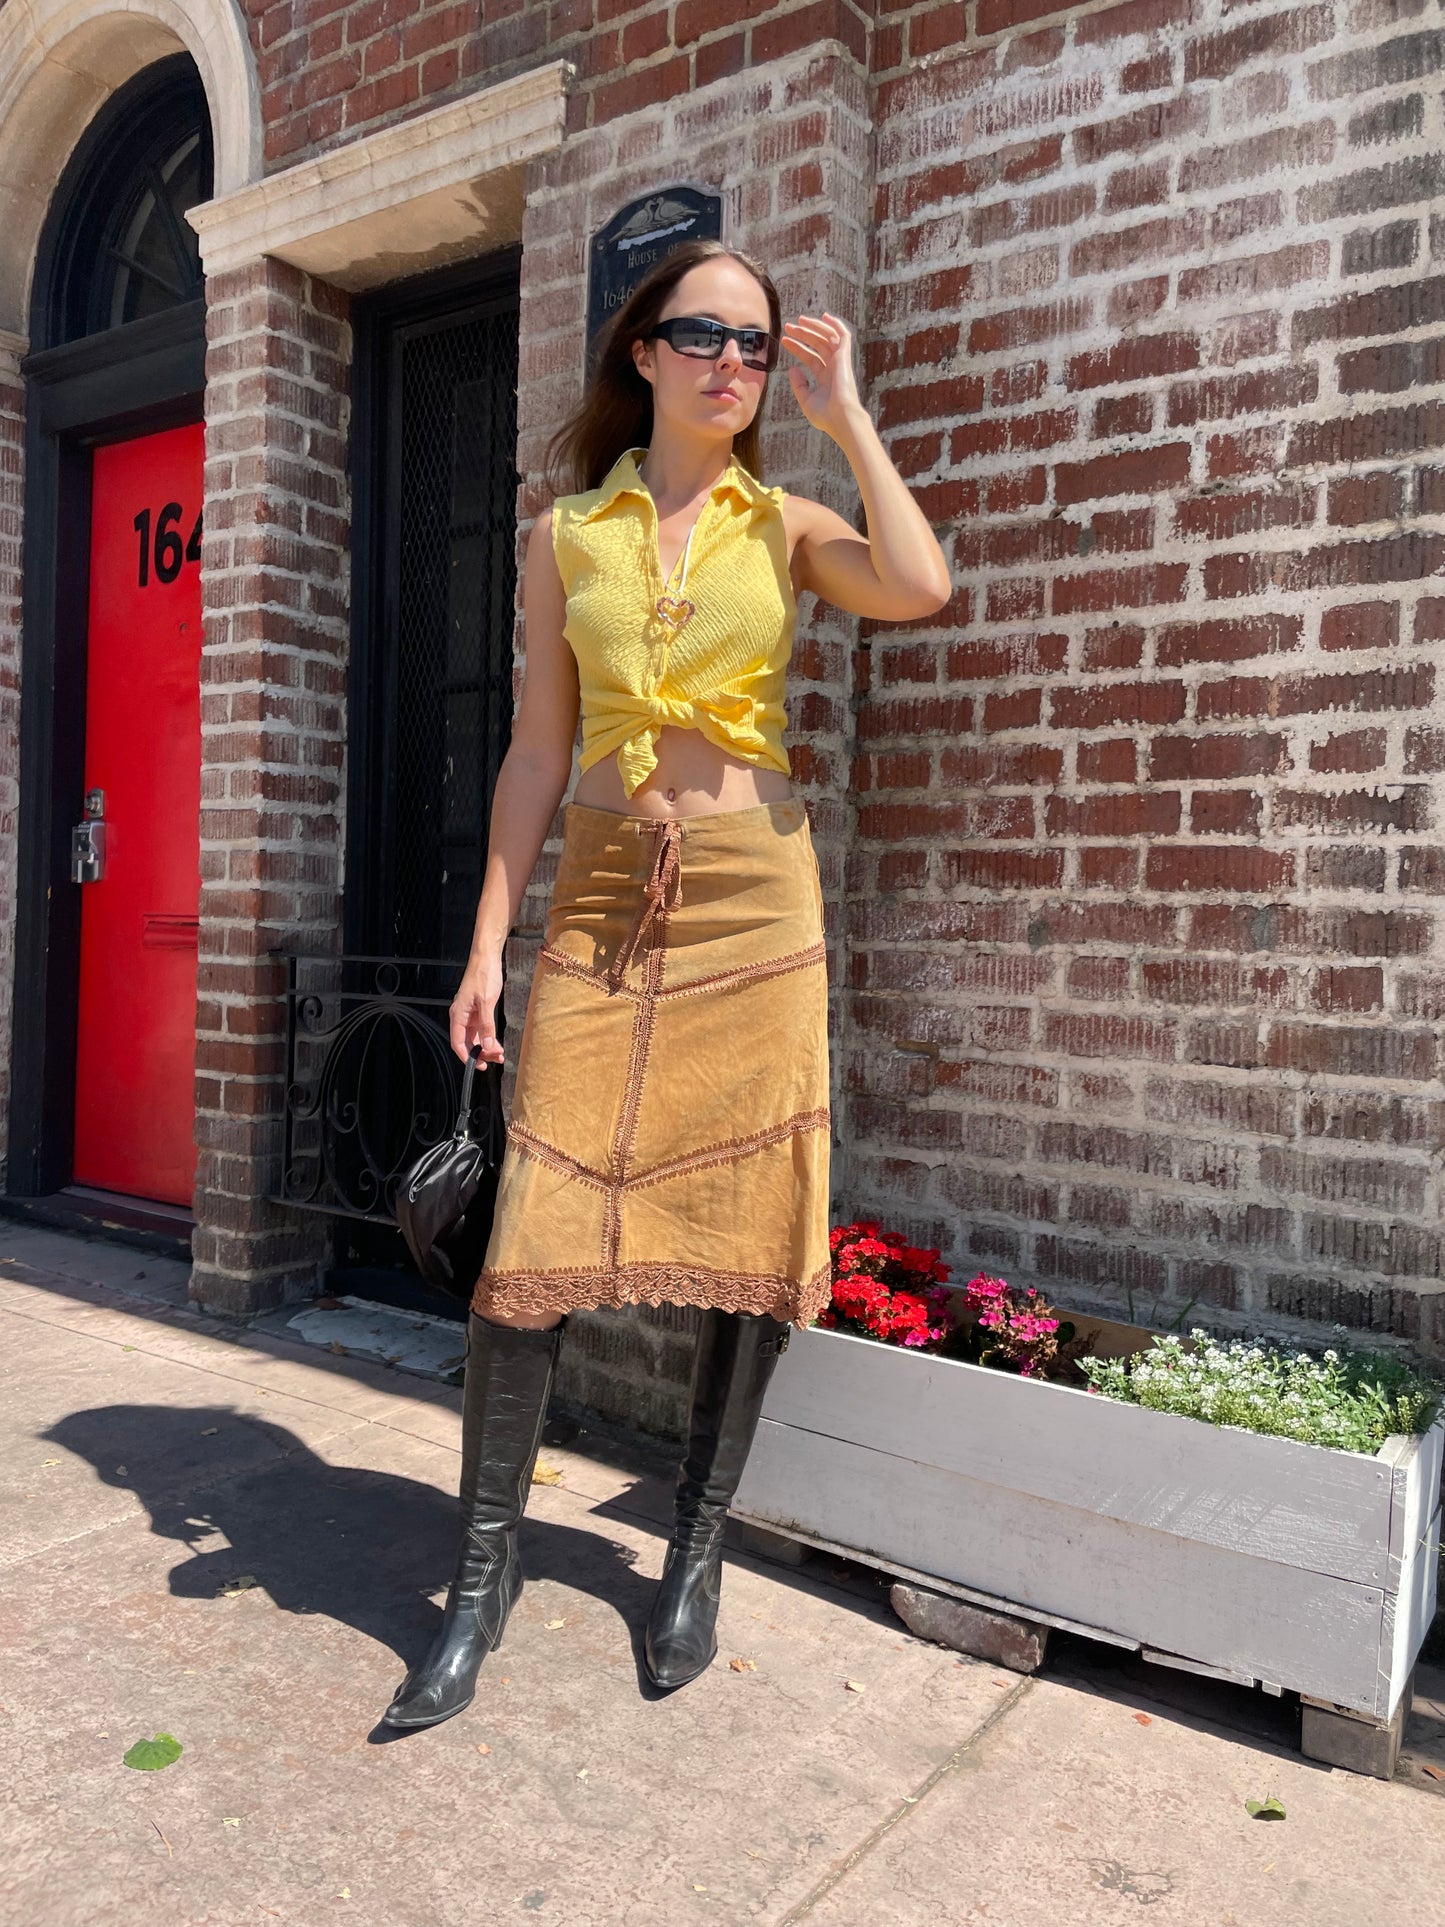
left=186, top=60, right=573, bottom=290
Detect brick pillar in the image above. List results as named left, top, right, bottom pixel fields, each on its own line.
left=0, top=331, right=23, bottom=1187
left=514, top=43, right=873, bottom=1437
left=189, top=259, right=352, bottom=1317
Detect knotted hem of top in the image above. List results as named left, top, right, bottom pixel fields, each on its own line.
left=470, top=1257, right=834, bottom=1333
left=579, top=706, right=793, bottom=801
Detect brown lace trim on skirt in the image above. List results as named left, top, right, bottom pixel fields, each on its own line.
left=473, top=1257, right=834, bottom=1332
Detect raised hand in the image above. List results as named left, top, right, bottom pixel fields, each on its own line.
left=780, top=309, right=863, bottom=437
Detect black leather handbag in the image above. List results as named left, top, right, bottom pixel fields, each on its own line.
left=395, top=1044, right=508, bottom=1298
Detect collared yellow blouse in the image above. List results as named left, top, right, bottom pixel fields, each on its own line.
left=549, top=444, right=797, bottom=798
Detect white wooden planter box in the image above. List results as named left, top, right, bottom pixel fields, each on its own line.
left=731, top=1324, right=1443, bottom=1756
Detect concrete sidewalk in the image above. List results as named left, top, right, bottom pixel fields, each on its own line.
left=2, top=1227, right=1443, bottom=1927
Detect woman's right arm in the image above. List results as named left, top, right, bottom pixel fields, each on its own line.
left=450, top=505, right=579, bottom=1064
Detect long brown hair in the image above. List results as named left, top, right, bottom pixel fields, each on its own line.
left=542, top=239, right=783, bottom=499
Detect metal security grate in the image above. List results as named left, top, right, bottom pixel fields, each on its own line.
left=386, top=301, right=518, bottom=959
left=279, top=269, right=521, bottom=1254
left=271, top=952, right=487, bottom=1226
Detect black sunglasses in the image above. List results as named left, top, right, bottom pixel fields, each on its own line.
left=647, top=314, right=779, bottom=372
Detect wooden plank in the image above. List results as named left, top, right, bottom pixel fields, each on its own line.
left=728, top=1509, right=1142, bottom=1649
left=733, top=1419, right=1389, bottom=1713
left=757, top=1328, right=1398, bottom=1585
left=1381, top=1421, right=1444, bottom=1718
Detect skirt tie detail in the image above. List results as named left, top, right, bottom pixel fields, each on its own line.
left=608, top=816, right=687, bottom=989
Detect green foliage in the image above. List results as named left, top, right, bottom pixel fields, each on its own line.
left=1078, top=1329, right=1442, bottom=1454
left=123, top=1732, right=183, bottom=1771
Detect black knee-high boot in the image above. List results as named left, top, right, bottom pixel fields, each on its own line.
left=382, top=1310, right=565, bottom=1729
left=644, top=1308, right=791, bottom=1691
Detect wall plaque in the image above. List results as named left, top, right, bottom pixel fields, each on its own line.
left=586, top=187, right=723, bottom=378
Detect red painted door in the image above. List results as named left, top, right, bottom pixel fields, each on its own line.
left=72, top=422, right=203, bottom=1206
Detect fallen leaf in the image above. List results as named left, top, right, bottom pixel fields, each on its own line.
left=114, top=1466, right=128, bottom=1477
left=475, top=1743, right=491, bottom=1756
left=1245, top=1796, right=1286, bottom=1821
left=122, top=1345, right=136, bottom=1352
left=543, top=1618, right=566, bottom=1630
left=151, top=1821, right=172, bottom=1857
left=729, top=1657, right=756, bottom=1673
left=1134, top=1713, right=1153, bottom=1726
left=693, top=1886, right=708, bottom=1893
left=327, top=1341, right=348, bottom=1356
left=844, top=1679, right=866, bottom=1694
left=123, top=1733, right=183, bottom=1772
left=577, top=1768, right=589, bottom=1780
left=217, top=1574, right=259, bottom=1597
left=223, top=1818, right=241, bottom=1827
left=337, top=1889, right=351, bottom=1901
left=42, top=1458, right=60, bottom=1468
left=531, top=1460, right=564, bottom=1486
left=202, top=1428, right=219, bottom=1437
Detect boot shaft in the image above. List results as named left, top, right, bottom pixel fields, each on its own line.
left=457, top=1311, right=566, bottom=1528
left=676, top=1309, right=790, bottom=1509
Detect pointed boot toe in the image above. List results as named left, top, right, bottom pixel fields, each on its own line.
left=382, top=1571, right=514, bottom=1729
left=643, top=1509, right=725, bottom=1690
left=383, top=1668, right=474, bottom=1730
left=644, top=1619, right=717, bottom=1691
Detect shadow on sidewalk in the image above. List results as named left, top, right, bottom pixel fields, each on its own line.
left=42, top=1403, right=658, bottom=1675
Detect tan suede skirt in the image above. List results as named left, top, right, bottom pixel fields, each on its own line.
left=471, top=795, right=832, bottom=1329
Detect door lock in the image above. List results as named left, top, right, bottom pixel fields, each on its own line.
left=71, top=788, right=107, bottom=883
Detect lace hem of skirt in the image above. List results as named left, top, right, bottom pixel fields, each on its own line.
left=471, top=1257, right=834, bottom=1331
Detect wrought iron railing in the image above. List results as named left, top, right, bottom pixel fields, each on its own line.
left=269, top=951, right=500, bottom=1225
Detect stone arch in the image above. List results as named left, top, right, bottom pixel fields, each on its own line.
left=0, top=0, right=262, bottom=338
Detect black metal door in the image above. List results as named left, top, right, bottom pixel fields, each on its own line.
left=270, top=255, right=521, bottom=1304
left=353, top=255, right=521, bottom=959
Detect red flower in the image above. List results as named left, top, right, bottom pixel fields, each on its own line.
left=822, top=1217, right=957, bottom=1355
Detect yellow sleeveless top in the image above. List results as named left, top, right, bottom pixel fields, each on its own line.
left=550, top=444, right=797, bottom=798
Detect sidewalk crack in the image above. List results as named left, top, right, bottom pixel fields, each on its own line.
left=772, top=1671, right=1038, bottom=1925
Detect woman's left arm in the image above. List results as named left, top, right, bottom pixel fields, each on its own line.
left=781, top=310, right=954, bottom=622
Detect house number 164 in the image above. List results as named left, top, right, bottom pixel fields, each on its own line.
left=133, top=501, right=203, bottom=587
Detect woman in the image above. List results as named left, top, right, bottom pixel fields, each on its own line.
left=382, top=239, right=951, bottom=1729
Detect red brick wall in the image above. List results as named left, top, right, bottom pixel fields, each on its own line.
left=190, top=259, right=353, bottom=1314
left=857, top=1, right=1445, bottom=1353
left=246, top=0, right=875, bottom=167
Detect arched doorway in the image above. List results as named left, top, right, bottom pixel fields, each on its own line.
left=8, top=51, right=211, bottom=1229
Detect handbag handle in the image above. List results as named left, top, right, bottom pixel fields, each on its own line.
left=454, top=1043, right=506, bottom=1165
